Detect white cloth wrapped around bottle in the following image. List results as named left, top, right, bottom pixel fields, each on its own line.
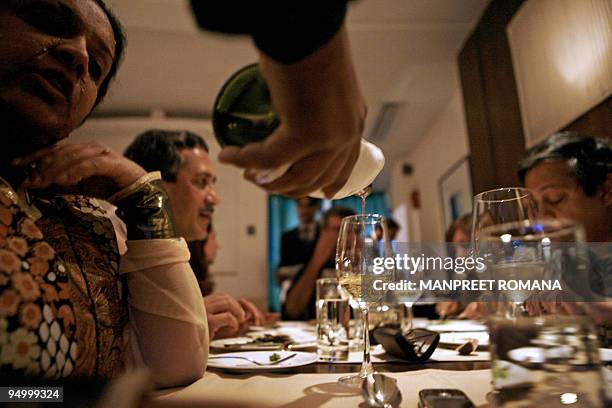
left=253, top=140, right=385, bottom=199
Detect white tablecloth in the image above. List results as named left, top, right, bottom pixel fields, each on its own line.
left=155, top=369, right=492, bottom=407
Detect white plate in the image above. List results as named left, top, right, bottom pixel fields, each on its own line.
left=287, top=342, right=317, bottom=351
left=208, top=351, right=317, bottom=372
left=427, top=320, right=487, bottom=333
left=493, top=360, right=536, bottom=389
left=210, top=337, right=282, bottom=351
left=439, top=331, right=490, bottom=348
left=509, top=347, right=612, bottom=364
left=601, top=348, right=612, bottom=362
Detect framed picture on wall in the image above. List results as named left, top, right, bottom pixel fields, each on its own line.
left=438, top=157, right=473, bottom=235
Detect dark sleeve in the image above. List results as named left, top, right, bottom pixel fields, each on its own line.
left=278, top=231, right=292, bottom=267
left=189, top=2, right=348, bottom=64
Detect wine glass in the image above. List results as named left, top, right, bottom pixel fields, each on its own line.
left=336, top=214, right=393, bottom=388
left=477, top=218, right=586, bottom=317
left=471, top=187, right=538, bottom=253
left=392, top=243, right=423, bottom=333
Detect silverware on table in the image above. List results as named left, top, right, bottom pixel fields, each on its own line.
left=209, top=352, right=297, bottom=366
left=361, top=373, right=402, bottom=407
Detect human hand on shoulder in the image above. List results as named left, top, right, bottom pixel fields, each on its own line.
left=13, top=142, right=146, bottom=199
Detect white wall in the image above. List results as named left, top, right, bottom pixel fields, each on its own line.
left=390, top=83, right=470, bottom=243
left=70, top=117, right=269, bottom=309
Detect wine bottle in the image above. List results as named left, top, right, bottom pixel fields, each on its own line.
left=212, top=63, right=385, bottom=199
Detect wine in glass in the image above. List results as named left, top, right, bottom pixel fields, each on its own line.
left=336, top=214, right=393, bottom=388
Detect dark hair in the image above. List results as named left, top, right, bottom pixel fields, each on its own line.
left=445, top=213, right=472, bottom=243
left=374, top=217, right=400, bottom=231
left=92, top=0, right=126, bottom=108
left=386, top=217, right=400, bottom=231
left=323, top=206, right=356, bottom=227
left=517, top=131, right=612, bottom=196
left=297, top=197, right=321, bottom=207
left=124, top=129, right=209, bottom=182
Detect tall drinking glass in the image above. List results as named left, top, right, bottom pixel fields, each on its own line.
left=336, top=214, right=393, bottom=388
left=478, top=219, right=604, bottom=407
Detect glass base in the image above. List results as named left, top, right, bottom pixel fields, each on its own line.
left=337, top=364, right=375, bottom=388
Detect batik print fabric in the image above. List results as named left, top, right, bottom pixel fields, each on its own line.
left=0, top=188, right=77, bottom=377
left=35, top=195, right=128, bottom=378
left=0, top=177, right=128, bottom=379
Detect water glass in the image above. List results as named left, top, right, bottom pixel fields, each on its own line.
left=316, top=278, right=350, bottom=361
left=489, top=315, right=603, bottom=407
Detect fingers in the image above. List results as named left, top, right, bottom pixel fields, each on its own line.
left=14, top=142, right=108, bottom=168
left=207, top=312, right=240, bottom=340
left=526, top=301, right=547, bottom=316
left=22, top=145, right=111, bottom=189
left=13, top=143, right=146, bottom=197
left=238, top=299, right=263, bottom=326
left=203, top=294, right=246, bottom=323
left=218, top=126, right=304, bottom=170
left=224, top=121, right=362, bottom=198
left=244, top=151, right=337, bottom=197
left=243, top=137, right=360, bottom=198
left=321, top=140, right=360, bottom=198
left=263, top=312, right=280, bottom=324
left=436, top=302, right=460, bottom=318
left=458, top=302, right=483, bottom=319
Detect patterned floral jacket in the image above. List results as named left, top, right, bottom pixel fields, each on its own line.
left=0, top=178, right=127, bottom=379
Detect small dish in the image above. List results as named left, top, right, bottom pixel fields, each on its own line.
left=207, top=351, right=317, bottom=372
left=439, top=331, right=490, bottom=349
left=426, top=320, right=487, bottom=333
left=210, top=337, right=282, bottom=351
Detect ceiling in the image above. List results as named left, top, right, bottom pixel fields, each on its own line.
left=99, top=0, right=490, bottom=188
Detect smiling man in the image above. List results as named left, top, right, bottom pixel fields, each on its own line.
left=125, top=129, right=270, bottom=339
left=125, top=130, right=219, bottom=241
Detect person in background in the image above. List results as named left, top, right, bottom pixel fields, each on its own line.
left=189, top=2, right=366, bottom=198
left=518, top=132, right=611, bottom=243
left=517, top=132, right=611, bottom=332
left=0, top=0, right=207, bottom=387
left=125, top=129, right=269, bottom=339
left=187, top=223, right=218, bottom=297
left=277, top=197, right=321, bottom=304
left=435, top=214, right=485, bottom=319
left=283, top=206, right=356, bottom=320
left=445, top=214, right=472, bottom=253
left=374, top=217, right=400, bottom=241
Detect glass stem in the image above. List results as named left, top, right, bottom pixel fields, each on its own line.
left=402, top=303, right=414, bottom=333
left=359, top=305, right=373, bottom=377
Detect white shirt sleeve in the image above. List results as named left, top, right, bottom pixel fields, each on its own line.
left=104, top=202, right=209, bottom=388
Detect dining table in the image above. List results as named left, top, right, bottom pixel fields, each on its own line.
left=153, top=319, right=496, bottom=407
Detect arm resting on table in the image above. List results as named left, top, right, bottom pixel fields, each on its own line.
left=121, top=238, right=209, bottom=388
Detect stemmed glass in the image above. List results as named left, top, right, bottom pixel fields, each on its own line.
left=394, top=245, right=423, bottom=333
left=336, top=214, right=393, bottom=388
left=467, top=188, right=539, bottom=316
left=477, top=219, right=586, bottom=317
left=471, top=187, right=538, bottom=252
